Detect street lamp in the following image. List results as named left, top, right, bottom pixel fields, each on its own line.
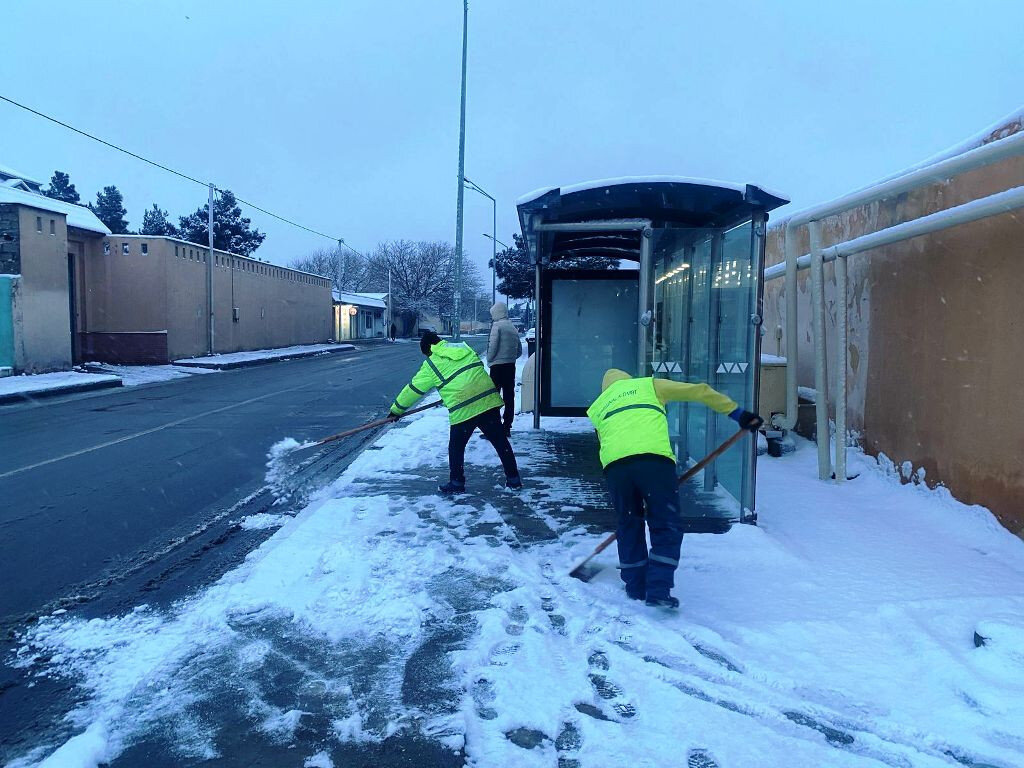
left=452, top=0, right=469, bottom=341
left=481, top=232, right=509, bottom=305
left=464, top=176, right=497, bottom=305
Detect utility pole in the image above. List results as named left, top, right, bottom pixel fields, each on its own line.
left=207, top=183, right=215, bottom=355
left=388, top=268, right=393, bottom=341
left=452, top=0, right=468, bottom=341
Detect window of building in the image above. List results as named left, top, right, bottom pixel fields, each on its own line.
left=364, top=311, right=372, bottom=330
left=175, top=246, right=179, bottom=258
left=141, top=243, right=149, bottom=255
left=104, top=241, right=111, bottom=255
left=122, top=243, right=130, bottom=255
left=49, top=219, right=55, bottom=235
left=36, top=217, right=42, bottom=232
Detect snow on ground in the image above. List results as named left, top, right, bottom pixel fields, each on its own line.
left=173, top=343, right=352, bottom=367
left=86, top=363, right=219, bottom=386
left=8, top=405, right=1024, bottom=767
left=0, top=371, right=120, bottom=398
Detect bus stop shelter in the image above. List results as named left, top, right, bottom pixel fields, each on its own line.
left=517, top=176, right=788, bottom=529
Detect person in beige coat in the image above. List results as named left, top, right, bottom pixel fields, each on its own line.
left=486, top=302, right=523, bottom=436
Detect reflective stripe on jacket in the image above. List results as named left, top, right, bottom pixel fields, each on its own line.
left=390, top=340, right=504, bottom=425
left=586, top=376, right=674, bottom=468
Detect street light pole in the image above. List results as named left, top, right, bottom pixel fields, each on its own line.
left=481, top=232, right=509, bottom=305
left=207, top=183, right=215, bottom=355
left=452, top=0, right=469, bottom=341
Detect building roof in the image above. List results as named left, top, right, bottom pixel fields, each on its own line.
left=332, top=291, right=387, bottom=309
left=0, top=162, right=43, bottom=189
left=0, top=185, right=110, bottom=235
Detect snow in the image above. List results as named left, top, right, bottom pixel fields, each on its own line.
left=798, top=385, right=817, bottom=403
left=0, top=371, right=120, bottom=397
left=9, top=402, right=1024, bottom=766
left=332, top=291, right=387, bottom=309
left=517, top=176, right=789, bottom=207
left=760, top=353, right=787, bottom=365
left=174, top=343, right=353, bottom=367
left=0, top=161, right=43, bottom=187
left=85, top=363, right=219, bottom=386
left=0, top=185, right=110, bottom=235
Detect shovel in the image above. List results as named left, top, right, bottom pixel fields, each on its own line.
left=288, top=399, right=444, bottom=453
left=568, top=427, right=752, bottom=582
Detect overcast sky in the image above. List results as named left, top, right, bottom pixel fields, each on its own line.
left=3, top=0, right=1023, bottom=279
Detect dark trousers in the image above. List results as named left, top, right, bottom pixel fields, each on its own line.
left=488, top=362, right=516, bottom=434
left=449, top=407, right=520, bottom=484
left=604, top=455, right=683, bottom=600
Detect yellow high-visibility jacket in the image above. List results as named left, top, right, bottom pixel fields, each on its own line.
left=390, top=341, right=504, bottom=425
left=586, top=368, right=738, bottom=468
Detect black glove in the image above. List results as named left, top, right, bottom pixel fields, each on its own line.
left=729, top=408, right=763, bottom=432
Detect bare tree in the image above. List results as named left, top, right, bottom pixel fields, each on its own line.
left=291, top=246, right=367, bottom=292
left=364, top=240, right=483, bottom=328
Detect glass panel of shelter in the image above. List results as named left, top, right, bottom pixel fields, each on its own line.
left=650, top=221, right=758, bottom=523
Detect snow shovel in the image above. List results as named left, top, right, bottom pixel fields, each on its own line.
left=568, top=428, right=751, bottom=582
left=301, top=400, right=443, bottom=451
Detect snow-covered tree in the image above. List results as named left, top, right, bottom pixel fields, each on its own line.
left=44, top=171, right=81, bottom=204
left=139, top=204, right=179, bottom=236
left=90, top=185, right=130, bottom=234
left=493, top=232, right=619, bottom=300
left=178, top=189, right=265, bottom=257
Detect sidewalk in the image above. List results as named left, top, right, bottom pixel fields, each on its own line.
left=0, top=371, right=122, bottom=404
left=12, top=405, right=1024, bottom=768
left=174, top=342, right=356, bottom=370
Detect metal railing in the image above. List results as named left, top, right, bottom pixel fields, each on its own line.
left=766, top=128, right=1024, bottom=482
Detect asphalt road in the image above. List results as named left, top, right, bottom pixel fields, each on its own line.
left=0, top=341, right=439, bottom=630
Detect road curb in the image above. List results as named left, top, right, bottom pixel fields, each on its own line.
left=174, top=344, right=358, bottom=371
left=0, top=377, right=123, bottom=405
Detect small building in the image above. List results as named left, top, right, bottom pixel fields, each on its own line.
left=333, top=291, right=388, bottom=340
left=1, top=168, right=110, bottom=374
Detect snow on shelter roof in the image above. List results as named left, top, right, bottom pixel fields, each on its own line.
left=332, top=291, right=387, bottom=309
left=0, top=185, right=110, bottom=235
left=516, top=175, right=787, bottom=207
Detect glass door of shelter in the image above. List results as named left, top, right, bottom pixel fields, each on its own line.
left=650, top=219, right=763, bottom=525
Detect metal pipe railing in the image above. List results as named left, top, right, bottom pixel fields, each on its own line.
left=772, top=128, right=1024, bottom=441
left=770, top=182, right=1024, bottom=481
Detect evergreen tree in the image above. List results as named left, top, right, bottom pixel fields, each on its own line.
left=140, top=204, right=179, bottom=236
left=43, top=171, right=81, bottom=204
left=493, top=233, right=619, bottom=300
left=90, top=185, right=130, bottom=234
left=177, top=190, right=265, bottom=257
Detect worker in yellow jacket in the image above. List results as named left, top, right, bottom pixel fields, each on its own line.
left=586, top=369, right=762, bottom=608
left=389, top=331, right=521, bottom=494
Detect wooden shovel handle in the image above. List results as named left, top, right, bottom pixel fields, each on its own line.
left=677, top=428, right=749, bottom=486
left=315, top=400, right=443, bottom=447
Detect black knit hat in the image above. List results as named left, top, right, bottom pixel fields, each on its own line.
left=420, top=331, right=442, bottom=355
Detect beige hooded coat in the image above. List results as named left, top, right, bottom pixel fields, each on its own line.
left=486, top=302, right=522, bottom=366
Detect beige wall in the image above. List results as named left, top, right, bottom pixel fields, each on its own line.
left=13, top=206, right=72, bottom=373
left=83, top=236, right=332, bottom=361
left=762, top=143, right=1024, bottom=534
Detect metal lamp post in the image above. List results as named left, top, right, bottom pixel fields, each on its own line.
left=482, top=233, right=509, bottom=306
left=452, top=0, right=469, bottom=341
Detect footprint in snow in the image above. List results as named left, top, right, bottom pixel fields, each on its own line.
left=586, top=650, right=636, bottom=719
left=504, top=604, right=528, bottom=636
left=687, top=748, right=721, bottom=768
left=471, top=677, right=497, bottom=720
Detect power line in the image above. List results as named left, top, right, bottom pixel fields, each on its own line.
left=0, top=93, right=358, bottom=251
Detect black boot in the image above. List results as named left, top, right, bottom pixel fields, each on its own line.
left=645, top=595, right=680, bottom=609
left=439, top=480, right=466, bottom=495
left=505, top=475, right=522, bottom=490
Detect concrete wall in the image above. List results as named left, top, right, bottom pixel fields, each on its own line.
left=9, top=206, right=72, bottom=372
left=762, top=133, right=1024, bottom=535
left=82, top=236, right=332, bottom=361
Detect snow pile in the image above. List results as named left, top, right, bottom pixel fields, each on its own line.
left=238, top=513, right=291, bottom=531
left=264, top=437, right=317, bottom=496
left=174, top=343, right=353, bottom=367
left=9, top=404, right=1024, bottom=767
left=0, top=371, right=120, bottom=398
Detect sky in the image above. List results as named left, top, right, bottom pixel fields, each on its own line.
left=2, top=0, right=1023, bottom=281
